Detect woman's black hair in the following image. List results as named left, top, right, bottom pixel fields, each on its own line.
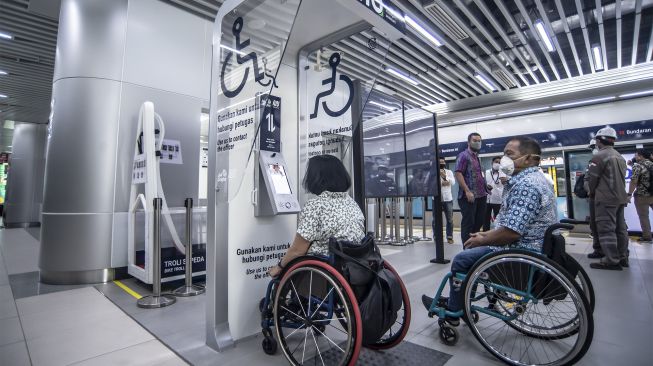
left=303, top=155, right=351, bottom=195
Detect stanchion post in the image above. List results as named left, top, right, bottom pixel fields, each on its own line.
left=393, top=197, right=402, bottom=245
left=421, top=197, right=429, bottom=240
left=174, top=198, right=205, bottom=296
left=380, top=198, right=387, bottom=242
left=138, top=198, right=177, bottom=308
left=402, top=197, right=412, bottom=244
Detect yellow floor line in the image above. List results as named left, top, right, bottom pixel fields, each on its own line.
left=113, top=280, right=143, bottom=299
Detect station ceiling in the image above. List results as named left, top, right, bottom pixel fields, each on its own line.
left=1, top=0, right=652, bottom=131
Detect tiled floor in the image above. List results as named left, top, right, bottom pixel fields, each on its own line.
left=0, top=228, right=187, bottom=366
left=1, top=226, right=652, bottom=365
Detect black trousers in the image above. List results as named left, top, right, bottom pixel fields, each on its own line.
left=483, top=203, right=501, bottom=232
left=458, top=196, right=487, bottom=244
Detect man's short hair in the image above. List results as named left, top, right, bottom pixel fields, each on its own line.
left=467, top=132, right=481, bottom=142
left=636, top=149, right=651, bottom=160
left=492, top=156, right=502, bottom=163
left=508, top=136, right=542, bottom=157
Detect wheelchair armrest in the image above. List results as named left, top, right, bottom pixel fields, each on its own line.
left=560, top=219, right=585, bottom=225
left=544, top=223, right=575, bottom=239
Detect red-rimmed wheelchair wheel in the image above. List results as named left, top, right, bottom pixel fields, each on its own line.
left=274, top=260, right=362, bottom=366
left=366, top=261, right=411, bottom=350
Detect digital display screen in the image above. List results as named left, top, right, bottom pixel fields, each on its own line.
left=269, top=164, right=292, bottom=195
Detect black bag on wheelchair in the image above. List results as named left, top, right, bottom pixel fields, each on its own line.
left=329, top=235, right=402, bottom=345
left=534, top=233, right=580, bottom=303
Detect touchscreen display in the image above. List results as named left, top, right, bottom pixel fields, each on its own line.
left=269, top=164, right=292, bottom=195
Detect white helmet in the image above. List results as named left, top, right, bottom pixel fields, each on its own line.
left=595, top=126, right=617, bottom=140
left=588, top=139, right=596, bottom=148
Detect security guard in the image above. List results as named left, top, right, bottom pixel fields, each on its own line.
left=587, top=127, right=629, bottom=270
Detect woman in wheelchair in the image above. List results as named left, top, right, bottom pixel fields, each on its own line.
left=268, top=154, right=365, bottom=278
left=261, top=155, right=411, bottom=365
left=422, top=137, right=594, bottom=366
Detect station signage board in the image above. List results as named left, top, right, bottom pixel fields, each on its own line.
left=356, top=0, right=406, bottom=34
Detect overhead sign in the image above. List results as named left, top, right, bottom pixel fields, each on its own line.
left=356, top=0, right=406, bottom=34
left=438, top=119, right=653, bottom=158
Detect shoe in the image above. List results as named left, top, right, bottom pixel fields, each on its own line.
left=588, top=234, right=593, bottom=239
left=637, top=237, right=652, bottom=243
left=587, top=251, right=605, bottom=259
left=589, top=262, right=622, bottom=271
left=447, top=237, right=454, bottom=244
left=620, top=258, right=629, bottom=268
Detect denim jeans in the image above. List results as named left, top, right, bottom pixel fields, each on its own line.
left=447, top=246, right=494, bottom=312
left=433, top=200, right=454, bottom=239
left=458, top=196, right=487, bottom=244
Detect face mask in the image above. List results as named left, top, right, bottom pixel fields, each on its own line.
left=492, top=163, right=500, bottom=171
left=499, top=155, right=515, bottom=176
left=592, top=148, right=598, bottom=155
left=439, top=164, right=445, bottom=168
left=470, top=141, right=482, bottom=151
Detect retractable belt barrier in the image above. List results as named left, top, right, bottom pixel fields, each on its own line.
left=173, top=198, right=206, bottom=297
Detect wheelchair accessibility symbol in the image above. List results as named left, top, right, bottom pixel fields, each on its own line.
left=220, top=17, right=277, bottom=99
left=309, top=53, right=354, bottom=120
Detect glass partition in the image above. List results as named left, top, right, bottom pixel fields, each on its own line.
left=361, top=88, right=404, bottom=197
left=403, top=107, right=437, bottom=197
left=213, top=0, right=301, bottom=203
left=299, top=28, right=398, bottom=203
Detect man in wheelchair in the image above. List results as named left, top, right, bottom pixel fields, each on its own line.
left=422, top=136, right=557, bottom=325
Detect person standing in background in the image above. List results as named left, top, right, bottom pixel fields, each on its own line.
left=587, top=127, right=630, bottom=270
left=437, top=158, right=455, bottom=244
left=628, top=149, right=653, bottom=243
left=484, top=156, right=506, bottom=231
left=455, top=133, right=488, bottom=244
left=585, top=139, right=603, bottom=258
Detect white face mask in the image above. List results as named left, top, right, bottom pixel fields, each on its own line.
left=492, top=163, right=500, bottom=171
left=499, top=155, right=515, bottom=176
left=592, top=148, right=599, bottom=155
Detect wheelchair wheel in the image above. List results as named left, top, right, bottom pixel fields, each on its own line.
left=568, top=256, right=595, bottom=313
left=463, top=250, right=593, bottom=366
left=367, top=261, right=411, bottom=350
left=273, top=260, right=362, bottom=366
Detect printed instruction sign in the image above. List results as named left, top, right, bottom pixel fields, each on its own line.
left=132, top=154, right=147, bottom=184
left=259, top=95, right=281, bottom=152
left=160, top=139, right=183, bottom=164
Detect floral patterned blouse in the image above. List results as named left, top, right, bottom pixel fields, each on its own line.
left=296, top=191, right=366, bottom=256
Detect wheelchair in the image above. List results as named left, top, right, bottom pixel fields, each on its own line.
left=425, top=221, right=595, bottom=366
left=259, top=242, right=411, bottom=365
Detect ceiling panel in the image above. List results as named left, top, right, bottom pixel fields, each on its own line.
left=1, top=0, right=652, bottom=130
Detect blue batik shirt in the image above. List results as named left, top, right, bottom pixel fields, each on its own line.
left=493, top=167, right=557, bottom=253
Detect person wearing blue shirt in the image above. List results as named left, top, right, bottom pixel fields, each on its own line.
left=422, top=136, right=557, bottom=325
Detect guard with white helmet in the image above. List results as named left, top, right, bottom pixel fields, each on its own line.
left=584, top=138, right=601, bottom=258
left=587, top=126, right=629, bottom=270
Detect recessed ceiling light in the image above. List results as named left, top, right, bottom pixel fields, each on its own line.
left=552, top=96, right=615, bottom=108
left=592, top=44, right=604, bottom=70
left=368, top=101, right=396, bottom=111
left=404, top=15, right=442, bottom=47
left=534, top=20, right=555, bottom=52
left=474, top=73, right=497, bottom=91
left=618, top=89, right=653, bottom=98
left=385, top=67, right=419, bottom=86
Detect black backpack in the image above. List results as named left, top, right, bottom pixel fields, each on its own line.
left=574, top=173, right=589, bottom=198
left=643, top=163, right=653, bottom=195
left=329, top=235, right=402, bottom=345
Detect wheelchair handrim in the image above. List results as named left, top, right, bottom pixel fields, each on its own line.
left=274, top=260, right=362, bottom=366
left=464, top=253, right=592, bottom=366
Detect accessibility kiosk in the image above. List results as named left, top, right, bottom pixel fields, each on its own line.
left=205, top=0, right=444, bottom=354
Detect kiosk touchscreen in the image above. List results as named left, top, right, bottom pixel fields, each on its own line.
left=256, top=150, right=300, bottom=216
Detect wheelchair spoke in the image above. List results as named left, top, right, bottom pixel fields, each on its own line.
left=309, top=328, right=326, bottom=366
left=301, top=327, right=309, bottom=364
left=290, top=280, right=308, bottom=318
left=308, top=271, right=313, bottom=317
left=281, top=305, right=304, bottom=321
left=312, top=325, right=346, bottom=353
left=309, top=287, right=334, bottom=320
left=287, top=324, right=306, bottom=338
